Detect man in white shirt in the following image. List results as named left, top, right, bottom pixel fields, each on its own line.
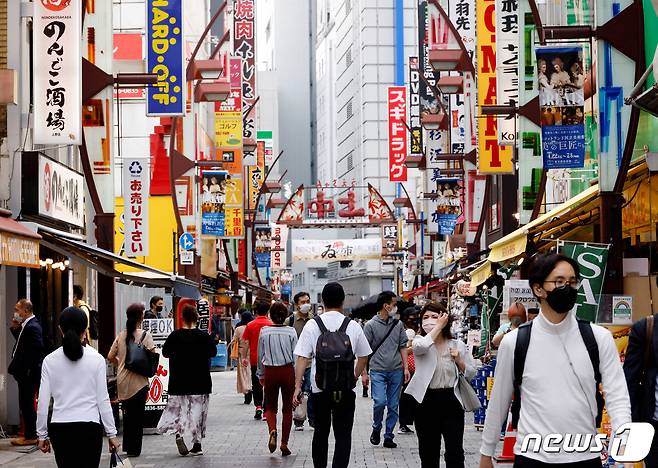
left=480, top=253, right=632, bottom=467
left=293, top=282, right=371, bottom=468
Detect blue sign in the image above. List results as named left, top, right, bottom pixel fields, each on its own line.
left=179, top=233, right=194, bottom=251
left=146, top=0, right=184, bottom=116
left=541, top=125, right=585, bottom=169
left=281, top=284, right=292, bottom=296
left=436, top=214, right=459, bottom=236
left=255, top=253, right=270, bottom=269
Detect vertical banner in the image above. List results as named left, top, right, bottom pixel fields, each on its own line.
left=146, top=0, right=184, bottom=116
left=430, top=178, right=463, bottom=235
left=216, top=57, right=243, bottom=172
left=537, top=47, right=586, bottom=169
left=495, top=0, right=519, bottom=146
left=255, top=226, right=271, bottom=268
left=476, top=0, right=514, bottom=173
left=270, top=223, right=288, bottom=270
left=123, top=158, right=150, bottom=257
left=201, top=171, right=244, bottom=238
left=381, top=224, right=399, bottom=257
left=247, top=165, right=264, bottom=210
left=233, top=0, right=256, bottom=156
left=387, top=86, right=408, bottom=182
left=33, top=0, right=82, bottom=144
left=408, top=58, right=423, bottom=156
left=257, top=130, right=274, bottom=167
left=432, top=240, right=448, bottom=272
left=467, top=171, right=487, bottom=232
left=558, top=241, right=610, bottom=322
left=143, top=319, right=173, bottom=416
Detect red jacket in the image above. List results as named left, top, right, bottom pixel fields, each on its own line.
left=242, top=315, right=273, bottom=365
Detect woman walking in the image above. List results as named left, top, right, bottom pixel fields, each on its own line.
left=37, top=307, right=120, bottom=467
left=108, top=303, right=155, bottom=457
left=405, top=302, right=477, bottom=468
left=229, top=310, right=253, bottom=404
left=257, top=302, right=297, bottom=456
left=157, top=305, right=217, bottom=456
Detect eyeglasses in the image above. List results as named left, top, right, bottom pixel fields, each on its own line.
left=543, top=279, right=581, bottom=289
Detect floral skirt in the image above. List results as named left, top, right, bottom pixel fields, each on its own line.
left=157, top=394, right=210, bottom=443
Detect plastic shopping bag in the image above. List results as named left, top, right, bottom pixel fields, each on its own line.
left=293, top=393, right=308, bottom=422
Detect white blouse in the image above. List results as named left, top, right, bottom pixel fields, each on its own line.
left=429, top=345, right=458, bottom=389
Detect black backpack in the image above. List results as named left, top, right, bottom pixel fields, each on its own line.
left=510, top=319, right=605, bottom=429
left=314, top=316, right=356, bottom=392
left=81, top=304, right=100, bottom=341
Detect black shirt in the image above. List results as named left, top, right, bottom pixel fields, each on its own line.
left=162, top=328, right=217, bottom=395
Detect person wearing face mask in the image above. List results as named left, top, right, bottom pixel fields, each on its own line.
left=145, top=296, right=165, bottom=319
left=287, top=291, right=315, bottom=430
left=405, top=302, right=476, bottom=467
left=480, top=253, right=632, bottom=468
left=363, top=291, right=410, bottom=449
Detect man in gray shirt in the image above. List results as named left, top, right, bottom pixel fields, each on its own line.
left=363, top=291, right=409, bottom=448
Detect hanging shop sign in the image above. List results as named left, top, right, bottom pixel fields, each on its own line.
left=257, top=130, right=274, bottom=166
left=146, top=0, right=184, bottom=116
left=433, top=241, right=448, bottom=272
left=428, top=178, right=463, bottom=235
left=270, top=223, right=288, bottom=270
left=495, top=0, right=519, bottom=146
left=387, top=86, right=408, bottom=182
left=234, top=0, right=256, bottom=165
left=381, top=224, right=399, bottom=257
left=201, top=171, right=244, bottom=238
left=0, top=232, right=40, bottom=268
left=467, top=171, right=487, bottom=232
left=537, top=47, right=586, bottom=169
left=247, top=163, right=264, bottom=210
left=255, top=226, right=271, bottom=268
left=558, top=241, right=609, bottom=322
left=197, top=299, right=210, bottom=333
left=409, top=58, right=423, bottom=156
left=476, top=0, right=514, bottom=173
left=144, top=319, right=172, bottom=414
left=215, top=57, right=243, bottom=151
left=292, top=239, right=382, bottom=262
left=33, top=0, right=82, bottom=145
left=612, top=296, right=633, bottom=325
left=502, top=279, right=539, bottom=313
left=122, top=158, right=150, bottom=257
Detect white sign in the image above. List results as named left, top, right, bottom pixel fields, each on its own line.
left=123, top=158, right=150, bottom=257
left=495, top=0, right=519, bottom=146
left=33, top=0, right=82, bottom=145
left=612, top=296, right=633, bottom=325
left=142, top=318, right=174, bottom=339
left=270, top=223, right=288, bottom=270
left=143, top=319, right=173, bottom=413
left=467, top=329, right=482, bottom=350
left=433, top=241, right=448, bottom=272
left=292, top=238, right=382, bottom=262
left=180, top=250, right=194, bottom=265
left=38, top=155, right=85, bottom=227
left=502, top=279, right=539, bottom=313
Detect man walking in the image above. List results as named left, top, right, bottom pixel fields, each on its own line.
left=363, top=291, right=409, bottom=448
left=8, top=299, right=44, bottom=446
left=243, top=302, right=273, bottom=420
left=480, top=253, right=631, bottom=467
left=289, top=291, right=315, bottom=430
left=144, top=296, right=165, bottom=319
left=293, top=283, right=371, bottom=468
left=73, top=284, right=95, bottom=347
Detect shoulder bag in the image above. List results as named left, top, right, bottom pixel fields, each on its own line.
left=125, top=331, right=159, bottom=378
left=453, top=342, right=481, bottom=412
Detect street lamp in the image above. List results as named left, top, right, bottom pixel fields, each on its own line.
left=436, top=76, right=464, bottom=94
left=429, top=49, right=467, bottom=72
left=243, top=138, right=258, bottom=152
left=187, top=59, right=225, bottom=81
left=193, top=81, right=231, bottom=102
left=421, top=112, right=446, bottom=131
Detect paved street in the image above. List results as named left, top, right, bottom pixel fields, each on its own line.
left=0, top=370, right=484, bottom=467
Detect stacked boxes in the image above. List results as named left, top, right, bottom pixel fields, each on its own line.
left=471, top=358, right=496, bottom=426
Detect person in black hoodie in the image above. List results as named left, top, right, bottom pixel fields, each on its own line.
left=157, top=305, right=217, bottom=457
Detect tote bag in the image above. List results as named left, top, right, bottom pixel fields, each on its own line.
left=125, top=331, right=159, bottom=378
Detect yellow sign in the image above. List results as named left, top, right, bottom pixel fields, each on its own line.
left=470, top=261, right=492, bottom=287
left=623, top=175, right=658, bottom=237
left=488, top=234, right=528, bottom=263
left=224, top=178, right=243, bottom=206
left=223, top=207, right=245, bottom=238
left=0, top=233, right=40, bottom=268
left=476, top=0, right=513, bottom=173
left=247, top=165, right=264, bottom=210
left=215, top=112, right=242, bottom=148
left=486, top=376, right=494, bottom=400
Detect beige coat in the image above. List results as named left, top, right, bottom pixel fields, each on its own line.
left=108, top=329, right=156, bottom=401
left=230, top=325, right=252, bottom=394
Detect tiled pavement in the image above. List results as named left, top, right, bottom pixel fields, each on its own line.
left=0, top=371, right=485, bottom=467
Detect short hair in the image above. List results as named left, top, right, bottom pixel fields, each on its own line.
left=150, top=296, right=163, bottom=308
left=254, top=301, right=270, bottom=316
left=294, top=291, right=310, bottom=305
left=511, top=316, right=525, bottom=328
left=322, top=282, right=345, bottom=309
left=527, top=253, right=580, bottom=298
left=376, top=291, right=397, bottom=310
left=182, top=305, right=199, bottom=324
left=16, top=299, right=33, bottom=314
left=528, top=308, right=540, bottom=316
left=73, top=285, right=84, bottom=300
left=269, top=302, right=289, bottom=324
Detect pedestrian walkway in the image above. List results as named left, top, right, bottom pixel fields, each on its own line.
left=0, top=371, right=483, bottom=467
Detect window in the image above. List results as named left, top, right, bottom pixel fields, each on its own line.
left=347, top=153, right=353, bottom=171
left=346, top=100, right=353, bottom=120
left=317, top=269, right=328, bottom=279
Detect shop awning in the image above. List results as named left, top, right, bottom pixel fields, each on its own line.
left=0, top=216, right=41, bottom=268
left=402, top=279, right=447, bottom=299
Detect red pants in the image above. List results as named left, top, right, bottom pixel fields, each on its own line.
left=263, top=365, right=295, bottom=446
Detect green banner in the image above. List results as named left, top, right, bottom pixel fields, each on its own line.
left=558, top=241, right=610, bottom=322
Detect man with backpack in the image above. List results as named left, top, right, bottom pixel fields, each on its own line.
left=362, top=291, right=409, bottom=448
left=73, top=284, right=98, bottom=348
left=288, top=291, right=315, bottom=430
left=293, top=282, right=371, bottom=468
left=479, top=253, right=631, bottom=467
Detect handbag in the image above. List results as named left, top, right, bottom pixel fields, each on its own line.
left=293, top=393, right=308, bottom=422
left=125, top=331, right=159, bottom=378
left=455, top=364, right=481, bottom=412
left=110, top=449, right=133, bottom=467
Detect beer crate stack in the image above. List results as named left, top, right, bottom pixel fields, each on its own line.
left=472, top=358, right=496, bottom=429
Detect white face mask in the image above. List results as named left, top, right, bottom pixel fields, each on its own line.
left=389, top=306, right=398, bottom=316
left=422, top=318, right=438, bottom=334
left=13, top=312, right=24, bottom=323
left=299, top=303, right=312, bottom=314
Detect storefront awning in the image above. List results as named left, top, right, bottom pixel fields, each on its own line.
left=0, top=216, right=41, bottom=268
left=402, top=279, right=447, bottom=299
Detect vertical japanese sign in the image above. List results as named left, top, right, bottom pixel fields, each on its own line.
left=234, top=0, right=256, bottom=154
left=387, top=86, right=408, bottom=182
left=495, top=0, right=519, bottom=146
left=537, top=47, right=586, bottom=169
left=257, top=130, right=274, bottom=167
left=143, top=319, right=173, bottom=415
left=476, top=0, right=514, bottom=173
left=467, top=170, right=487, bottom=232
left=197, top=299, right=210, bottom=333
left=558, top=241, right=609, bottom=322
left=146, top=0, right=184, bottom=116
left=123, top=158, right=150, bottom=257
left=33, top=0, right=82, bottom=145
left=201, top=171, right=244, bottom=238
left=408, top=58, right=423, bottom=156
left=216, top=57, right=243, bottom=173
left=270, top=223, right=288, bottom=271
left=247, top=165, right=264, bottom=210
left=381, top=224, right=399, bottom=257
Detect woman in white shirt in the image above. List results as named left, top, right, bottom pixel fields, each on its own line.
left=37, top=307, right=119, bottom=467
left=405, top=302, right=477, bottom=468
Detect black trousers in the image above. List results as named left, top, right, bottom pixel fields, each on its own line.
left=251, top=366, right=264, bottom=408
left=645, top=420, right=658, bottom=468
left=399, top=383, right=416, bottom=426
left=311, top=391, right=356, bottom=468
left=16, top=376, right=38, bottom=440
left=50, top=421, right=103, bottom=468
left=121, top=386, right=148, bottom=456
left=415, top=388, right=465, bottom=468
left=514, top=456, right=602, bottom=467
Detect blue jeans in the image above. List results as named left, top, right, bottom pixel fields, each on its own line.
left=298, top=367, right=314, bottom=425
left=370, top=369, right=404, bottom=440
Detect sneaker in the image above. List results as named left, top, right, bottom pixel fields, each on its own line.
left=370, top=430, right=381, bottom=446
left=254, top=407, right=263, bottom=420
left=281, top=445, right=291, bottom=457
left=262, top=414, right=268, bottom=422
left=398, top=425, right=414, bottom=434
left=383, top=438, right=398, bottom=448
left=294, top=424, right=304, bottom=432
left=268, top=430, right=278, bottom=454
left=176, top=435, right=189, bottom=456
left=190, top=443, right=203, bottom=456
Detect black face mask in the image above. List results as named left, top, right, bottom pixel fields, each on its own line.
left=545, top=286, right=578, bottom=314
left=156, top=306, right=164, bottom=313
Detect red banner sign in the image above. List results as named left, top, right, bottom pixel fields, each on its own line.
left=387, top=86, right=408, bottom=182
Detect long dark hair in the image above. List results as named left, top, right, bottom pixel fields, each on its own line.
left=125, top=303, right=145, bottom=345
left=59, top=307, right=88, bottom=361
